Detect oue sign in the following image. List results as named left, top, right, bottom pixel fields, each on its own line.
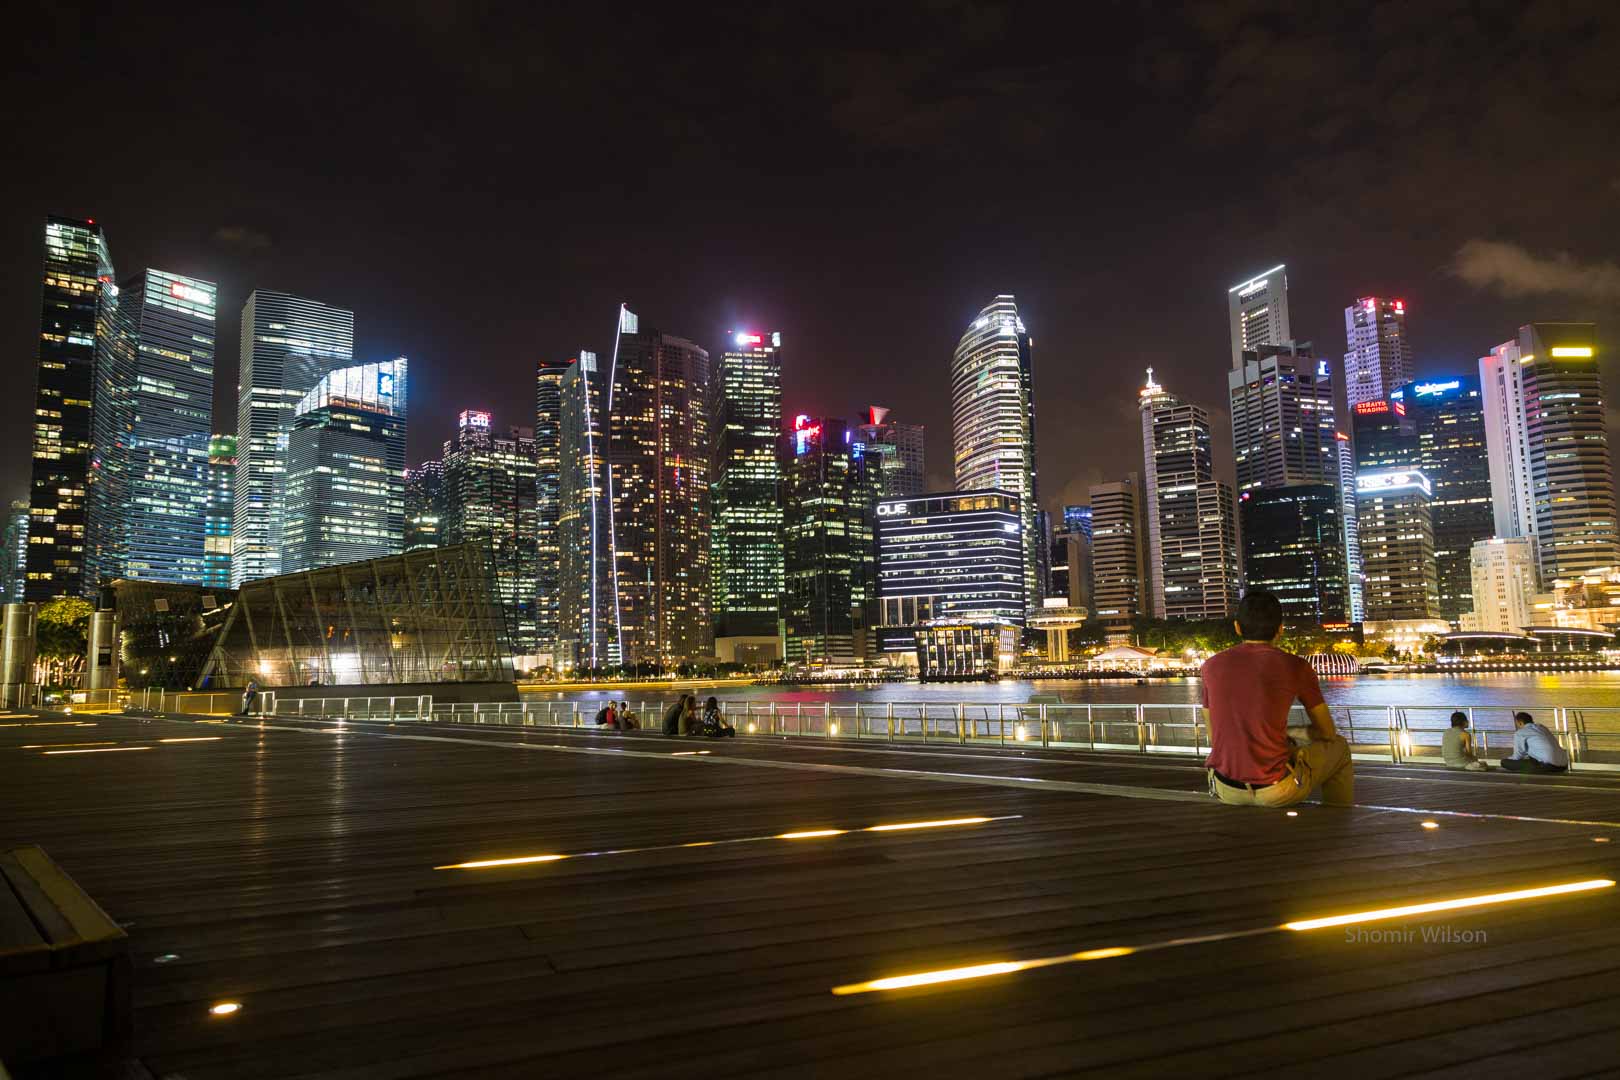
left=876, top=503, right=909, bottom=517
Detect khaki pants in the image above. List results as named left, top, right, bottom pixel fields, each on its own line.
left=1210, top=735, right=1355, bottom=808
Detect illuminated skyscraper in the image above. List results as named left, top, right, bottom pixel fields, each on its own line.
left=1228, top=342, right=1338, bottom=491
left=534, top=358, right=568, bottom=665
left=1343, top=297, right=1412, bottom=409
left=282, top=359, right=407, bottom=573
left=233, top=291, right=354, bottom=585
left=1237, top=484, right=1348, bottom=625
left=1480, top=339, right=1535, bottom=541
left=1520, top=323, right=1615, bottom=579
left=441, top=408, right=539, bottom=655
left=85, top=269, right=217, bottom=587
left=951, top=296, right=1041, bottom=610
left=1228, top=264, right=1290, bottom=369
left=558, top=351, right=615, bottom=669
left=1335, top=433, right=1365, bottom=621
left=606, top=307, right=712, bottom=667
left=404, top=460, right=444, bottom=552
left=711, top=330, right=783, bottom=659
left=2, top=502, right=30, bottom=603
left=204, top=435, right=236, bottom=589
left=781, top=416, right=879, bottom=665
left=1400, top=375, right=1492, bottom=622
left=1088, top=477, right=1145, bottom=639
left=26, top=216, right=115, bottom=600
left=1354, top=397, right=1440, bottom=620
left=856, top=406, right=926, bottom=498
left=1139, top=370, right=1238, bottom=621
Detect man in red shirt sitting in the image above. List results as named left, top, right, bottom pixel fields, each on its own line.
left=1201, top=589, right=1354, bottom=808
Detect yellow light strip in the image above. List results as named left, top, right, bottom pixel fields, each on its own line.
left=1551, top=346, right=1594, bottom=358
left=865, top=817, right=992, bottom=832
left=1284, top=879, right=1615, bottom=932
left=22, top=742, right=117, bottom=749
left=159, top=737, right=223, bottom=743
left=669, top=750, right=711, bottom=756
left=832, top=945, right=1137, bottom=995
left=434, top=854, right=568, bottom=870
left=777, top=829, right=847, bottom=839
left=43, top=746, right=152, bottom=755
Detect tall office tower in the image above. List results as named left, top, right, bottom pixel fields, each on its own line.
left=1401, top=375, right=1492, bottom=622
left=781, top=416, right=879, bottom=665
left=1059, top=504, right=1094, bottom=610
left=85, top=270, right=217, bottom=587
left=2, top=502, right=30, bottom=602
left=26, top=216, right=115, bottom=600
left=710, top=330, right=783, bottom=660
left=1237, top=484, right=1348, bottom=624
left=1139, top=371, right=1239, bottom=620
left=1480, top=339, right=1535, bottom=540
left=234, top=291, right=355, bottom=586
left=1521, top=323, right=1616, bottom=580
left=607, top=308, right=713, bottom=667
left=1335, top=433, right=1365, bottom=621
left=441, top=409, right=540, bottom=655
left=1227, top=264, right=1290, bottom=369
left=1463, top=538, right=1539, bottom=633
left=1228, top=342, right=1338, bottom=491
left=204, top=435, right=236, bottom=589
left=282, top=359, right=407, bottom=574
left=1063, top=505, right=1091, bottom=535
left=558, top=351, right=616, bottom=669
left=533, top=358, right=568, bottom=665
left=403, top=460, right=444, bottom=552
left=856, top=406, right=926, bottom=497
left=1089, top=476, right=1146, bottom=638
left=1049, top=536, right=1071, bottom=603
left=951, top=296, right=1042, bottom=610
left=1342, top=297, right=1413, bottom=408
left=1355, top=469, right=1441, bottom=620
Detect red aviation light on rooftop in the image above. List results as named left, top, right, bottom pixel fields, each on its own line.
left=1354, top=400, right=1389, bottom=415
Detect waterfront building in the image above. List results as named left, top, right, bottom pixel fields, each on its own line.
left=441, top=409, right=539, bottom=657
left=1089, top=477, right=1146, bottom=639
left=608, top=308, right=713, bottom=667
left=781, top=416, right=878, bottom=665
left=1139, top=370, right=1238, bottom=621
left=1238, top=484, right=1348, bottom=625
left=2, top=502, right=29, bottom=602
left=1480, top=339, right=1535, bottom=541
left=233, top=291, right=355, bottom=586
left=874, top=490, right=1024, bottom=661
left=204, top=435, right=236, bottom=589
left=915, top=623, right=1019, bottom=679
left=951, top=296, right=1042, bottom=610
left=1400, top=375, right=1493, bottom=623
left=534, top=358, right=568, bottom=665
left=557, top=351, right=615, bottom=669
left=85, top=269, right=217, bottom=587
left=282, top=359, right=407, bottom=574
left=1054, top=505, right=1094, bottom=611
left=1335, top=433, right=1365, bottom=621
left=404, top=460, right=444, bottom=552
left=1228, top=341, right=1338, bottom=491
left=1460, top=537, right=1538, bottom=633
left=1343, top=297, right=1413, bottom=408
left=1520, top=323, right=1617, bottom=580
left=1356, top=468, right=1441, bottom=620
left=26, top=216, right=115, bottom=600
left=856, top=406, right=926, bottom=498
left=1227, top=264, right=1290, bottom=369
left=711, top=330, right=783, bottom=660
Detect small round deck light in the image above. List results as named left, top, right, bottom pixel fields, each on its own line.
left=209, top=1001, right=241, bottom=1017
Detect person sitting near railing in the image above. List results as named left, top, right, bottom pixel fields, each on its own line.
left=594, top=701, right=618, bottom=729
left=700, top=696, right=736, bottom=738
left=1442, top=711, right=1488, bottom=771
left=1201, top=589, right=1355, bottom=809
left=1500, top=711, right=1569, bottom=774
left=617, top=700, right=639, bottom=730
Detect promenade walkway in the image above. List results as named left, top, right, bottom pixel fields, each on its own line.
left=3, top=708, right=1618, bottom=1078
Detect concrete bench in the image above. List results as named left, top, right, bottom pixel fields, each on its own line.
left=0, top=846, right=130, bottom=1067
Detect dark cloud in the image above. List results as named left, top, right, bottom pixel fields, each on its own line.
left=212, top=225, right=273, bottom=253
left=1453, top=241, right=1620, bottom=302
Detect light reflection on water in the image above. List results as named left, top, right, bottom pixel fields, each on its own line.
left=526, top=673, right=1620, bottom=711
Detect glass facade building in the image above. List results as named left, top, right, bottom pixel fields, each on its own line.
left=534, top=358, right=568, bottom=665
left=282, top=359, right=408, bottom=574
left=2, top=502, right=29, bottom=603
left=1356, top=469, right=1441, bottom=620
left=27, top=216, right=115, bottom=600
left=855, top=405, right=926, bottom=498
left=85, top=269, right=217, bottom=587
left=558, top=350, right=616, bottom=669
left=1238, top=483, right=1348, bottom=625
left=1400, top=375, right=1492, bottom=623
left=1228, top=264, right=1290, bottom=370
left=233, top=291, right=355, bottom=586
left=1343, top=296, right=1413, bottom=409
left=711, top=330, right=784, bottom=648
left=204, top=434, right=236, bottom=589
left=951, top=296, right=1041, bottom=611
left=1089, top=477, right=1145, bottom=637
left=781, top=416, right=878, bottom=665
left=404, top=460, right=444, bottom=552
left=1228, top=342, right=1338, bottom=492
left=441, top=409, right=539, bottom=656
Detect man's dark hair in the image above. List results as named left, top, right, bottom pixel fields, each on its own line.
left=1235, top=590, right=1284, bottom=641
left=1513, top=711, right=1534, bottom=726
left=1450, top=711, right=1468, bottom=728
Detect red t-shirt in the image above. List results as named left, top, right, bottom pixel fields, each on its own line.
left=1200, top=642, right=1324, bottom=784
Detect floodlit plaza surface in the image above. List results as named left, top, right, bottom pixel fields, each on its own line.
left=4, top=708, right=1619, bottom=1077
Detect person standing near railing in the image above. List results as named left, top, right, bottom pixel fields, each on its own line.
left=1201, top=590, right=1355, bottom=809
left=238, top=679, right=259, bottom=718
left=1500, top=711, right=1569, bottom=774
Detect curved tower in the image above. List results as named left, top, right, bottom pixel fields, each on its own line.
left=951, top=295, right=1041, bottom=611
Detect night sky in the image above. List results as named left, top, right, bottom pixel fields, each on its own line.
left=6, top=2, right=1619, bottom=515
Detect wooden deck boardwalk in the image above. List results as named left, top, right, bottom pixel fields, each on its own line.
left=2, top=709, right=1618, bottom=1078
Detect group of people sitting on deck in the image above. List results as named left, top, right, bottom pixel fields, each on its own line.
left=1201, top=589, right=1571, bottom=810
left=593, top=695, right=735, bottom=738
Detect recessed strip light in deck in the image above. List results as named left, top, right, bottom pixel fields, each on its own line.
left=43, top=746, right=152, bottom=755
left=1281, top=879, right=1614, bottom=931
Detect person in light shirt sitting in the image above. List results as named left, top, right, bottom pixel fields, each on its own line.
left=1500, top=711, right=1569, bottom=774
